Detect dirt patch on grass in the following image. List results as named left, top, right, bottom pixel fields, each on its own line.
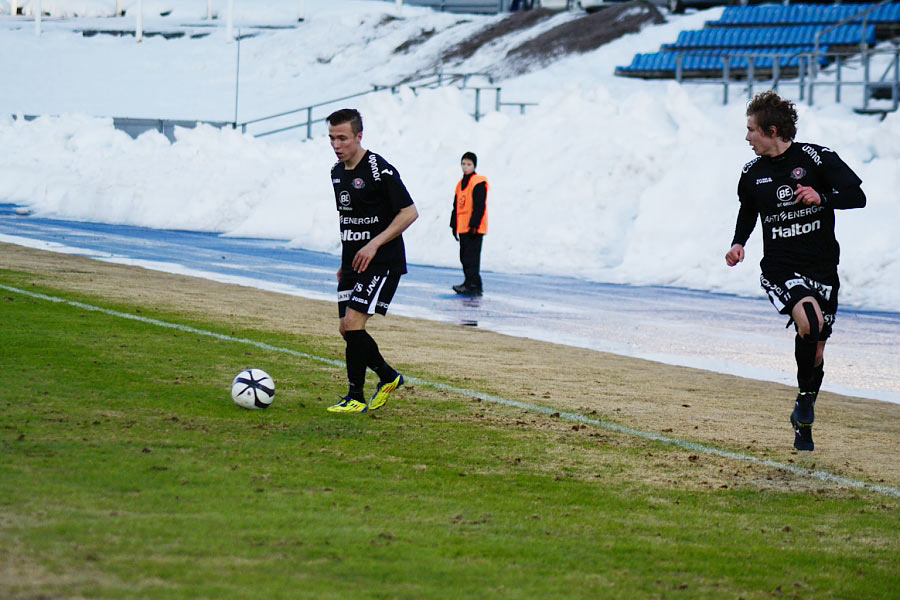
left=4, top=242, right=900, bottom=496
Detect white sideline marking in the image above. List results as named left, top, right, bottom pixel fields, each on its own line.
left=4, top=282, right=899, bottom=500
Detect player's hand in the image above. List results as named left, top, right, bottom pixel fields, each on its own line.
left=352, top=243, right=377, bottom=273
left=336, top=267, right=342, bottom=281
left=725, top=244, right=744, bottom=267
left=794, top=184, right=821, bottom=206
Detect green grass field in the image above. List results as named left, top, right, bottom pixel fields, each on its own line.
left=2, top=273, right=899, bottom=599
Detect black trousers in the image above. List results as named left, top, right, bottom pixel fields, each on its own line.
left=458, top=233, right=484, bottom=290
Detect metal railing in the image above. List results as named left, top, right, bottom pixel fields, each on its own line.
left=673, top=44, right=899, bottom=115
left=237, top=72, right=536, bottom=138
left=373, top=0, right=511, bottom=14
left=11, top=114, right=232, bottom=142
left=810, top=0, right=894, bottom=105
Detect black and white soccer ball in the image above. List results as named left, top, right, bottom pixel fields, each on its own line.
left=231, top=368, right=275, bottom=410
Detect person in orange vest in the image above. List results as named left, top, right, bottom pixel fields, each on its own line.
left=450, top=151, right=488, bottom=296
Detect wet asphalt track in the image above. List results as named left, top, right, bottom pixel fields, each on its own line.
left=2, top=203, right=898, bottom=404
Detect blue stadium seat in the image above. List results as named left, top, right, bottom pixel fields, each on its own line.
left=705, top=3, right=900, bottom=27
left=617, top=2, right=893, bottom=79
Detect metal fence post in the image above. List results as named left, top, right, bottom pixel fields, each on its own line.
left=722, top=56, right=730, bottom=106
left=891, top=47, right=900, bottom=110
left=863, top=51, right=871, bottom=109
left=306, top=107, right=313, bottom=139
left=773, top=54, right=780, bottom=92
left=675, top=52, right=683, bottom=83
left=474, top=88, right=481, bottom=122
left=835, top=55, right=842, bottom=103
left=808, top=53, right=815, bottom=106
left=747, top=56, right=755, bottom=100
left=495, top=87, right=501, bottom=112
left=798, top=56, right=805, bottom=101
left=233, top=32, right=241, bottom=124
left=133, top=0, right=144, bottom=42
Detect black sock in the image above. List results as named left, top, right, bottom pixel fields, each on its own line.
left=812, top=361, right=825, bottom=395
left=794, top=334, right=818, bottom=392
left=359, top=330, right=398, bottom=383
left=344, top=330, right=368, bottom=400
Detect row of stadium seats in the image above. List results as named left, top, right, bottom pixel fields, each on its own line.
left=662, top=24, right=875, bottom=49
left=615, top=3, right=894, bottom=79
left=616, top=46, right=829, bottom=75
left=709, top=2, right=900, bottom=27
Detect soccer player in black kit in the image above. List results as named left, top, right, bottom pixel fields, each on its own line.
left=725, top=91, right=866, bottom=451
left=325, top=108, right=418, bottom=413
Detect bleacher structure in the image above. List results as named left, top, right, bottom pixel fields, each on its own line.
left=615, top=2, right=900, bottom=113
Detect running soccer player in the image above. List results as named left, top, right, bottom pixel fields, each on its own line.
left=325, top=108, right=418, bottom=413
left=725, top=91, right=866, bottom=451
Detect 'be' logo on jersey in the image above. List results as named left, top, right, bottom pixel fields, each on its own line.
left=776, top=185, right=793, bottom=202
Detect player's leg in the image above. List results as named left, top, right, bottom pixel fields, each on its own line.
left=331, top=269, right=403, bottom=412
left=792, top=297, right=824, bottom=395
left=789, top=297, right=823, bottom=450
left=761, top=272, right=816, bottom=450
left=791, top=292, right=837, bottom=450
left=343, top=307, right=372, bottom=396
left=328, top=277, right=370, bottom=413
left=344, top=310, right=399, bottom=400
left=363, top=274, right=404, bottom=410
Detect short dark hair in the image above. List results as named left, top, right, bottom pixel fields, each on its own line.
left=746, top=91, right=797, bottom=142
left=461, top=151, right=477, bottom=167
left=327, top=108, right=363, bottom=135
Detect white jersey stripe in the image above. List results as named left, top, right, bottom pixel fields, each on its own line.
left=367, top=269, right=390, bottom=315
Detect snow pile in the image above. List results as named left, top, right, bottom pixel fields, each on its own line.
left=1, top=0, right=897, bottom=310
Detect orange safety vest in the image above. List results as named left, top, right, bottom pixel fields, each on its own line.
left=454, top=174, right=489, bottom=235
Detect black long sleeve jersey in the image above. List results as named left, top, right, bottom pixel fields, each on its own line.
left=732, top=142, right=866, bottom=276
left=332, top=150, right=414, bottom=274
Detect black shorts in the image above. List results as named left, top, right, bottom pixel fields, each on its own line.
left=338, top=267, right=400, bottom=318
left=760, top=269, right=839, bottom=339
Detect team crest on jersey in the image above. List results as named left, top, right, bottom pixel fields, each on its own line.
left=352, top=177, right=365, bottom=189
left=791, top=167, right=806, bottom=180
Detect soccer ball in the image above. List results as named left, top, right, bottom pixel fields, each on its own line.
left=231, top=368, right=275, bottom=410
